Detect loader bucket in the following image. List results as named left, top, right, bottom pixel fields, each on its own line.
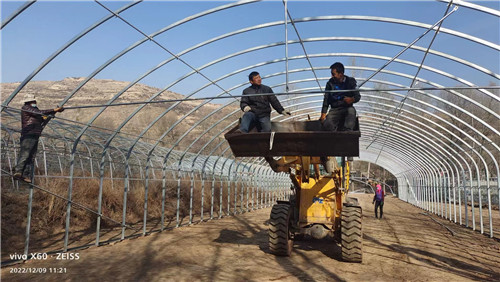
left=224, top=120, right=360, bottom=157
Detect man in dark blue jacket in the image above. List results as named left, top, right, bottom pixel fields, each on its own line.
left=239, top=71, right=290, bottom=133
left=320, top=62, right=360, bottom=131
left=13, top=94, right=64, bottom=183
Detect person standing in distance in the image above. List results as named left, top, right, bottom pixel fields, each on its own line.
left=13, top=94, right=64, bottom=183
left=372, top=183, right=385, bottom=219
left=319, top=62, right=360, bottom=131
left=239, top=71, right=290, bottom=133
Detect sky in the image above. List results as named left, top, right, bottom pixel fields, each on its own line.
left=1, top=0, right=499, bottom=101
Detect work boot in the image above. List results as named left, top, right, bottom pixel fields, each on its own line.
left=13, top=172, right=23, bottom=180
left=13, top=172, right=31, bottom=183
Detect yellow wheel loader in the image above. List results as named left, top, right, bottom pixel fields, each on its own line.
left=225, top=120, right=362, bottom=262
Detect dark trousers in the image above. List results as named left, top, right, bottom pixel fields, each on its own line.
left=324, top=106, right=356, bottom=131
left=374, top=200, right=384, bottom=218
left=14, top=135, right=39, bottom=177
left=240, top=112, right=271, bottom=133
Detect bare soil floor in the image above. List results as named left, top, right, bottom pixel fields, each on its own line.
left=2, top=194, right=499, bottom=281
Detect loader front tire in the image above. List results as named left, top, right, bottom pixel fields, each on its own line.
left=269, top=203, right=293, bottom=256
left=341, top=205, right=362, bottom=262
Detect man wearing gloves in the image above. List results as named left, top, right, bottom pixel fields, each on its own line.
left=239, top=71, right=290, bottom=133
left=13, top=94, right=64, bottom=183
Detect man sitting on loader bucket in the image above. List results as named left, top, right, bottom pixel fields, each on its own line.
left=320, top=62, right=360, bottom=131
left=239, top=71, right=290, bottom=133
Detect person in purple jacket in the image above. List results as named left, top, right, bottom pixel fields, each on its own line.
left=13, top=94, right=64, bottom=183
left=372, top=183, right=385, bottom=219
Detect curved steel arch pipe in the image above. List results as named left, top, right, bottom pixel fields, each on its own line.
left=361, top=139, right=440, bottom=187
left=1, top=1, right=141, bottom=108
left=51, top=1, right=263, bottom=144
left=23, top=3, right=262, bottom=196
left=357, top=106, right=470, bottom=201
left=153, top=65, right=497, bottom=175
left=54, top=0, right=257, bottom=108
left=272, top=67, right=499, bottom=126
left=312, top=92, right=494, bottom=181
left=277, top=84, right=499, bottom=159
left=50, top=47, right=496, bottom=175
left=170, top=41, right=497, bottom=102
left=358, top=134, right=442, bottom=193
left=150, top=56, right=497, bottom=160
left=360, top=138, right=444, bottom=214
left=291, top=15, right=499, bottom=51
left=359, top=119, right=463, bottom=204
left=1, top=0, right=36, bottom=29
left=358, top=141, right=439, bottom=213
left=216, top=91, right=488, bottom=184
left=265, top=85, right=499, bottom=163
left=358, top=148, right=423, bottom=197
left=358, top=108, right=468, bottom=178
left=267, top=105, right=487, bottom=228
left=201, top=102, right=458, bottom=180
left=98, top=39, right=498, bottom=158
left=2, top=3, right=496, bottom=152
left=437, top=0, right=500, bottom=17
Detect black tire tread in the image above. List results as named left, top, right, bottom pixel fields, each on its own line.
left=268, top=204, right=293, bottom=256
left=341, top=205, right=363, bottom=263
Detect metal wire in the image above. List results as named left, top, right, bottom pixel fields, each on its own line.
left=366, top=0, right=456, bottom=158
left=0, top=0, right=36, bottom=29
left=14, top=86, right=496, bottom=110
left=0, top=168, right=142, bottom=232
left=357, top=6, right=459, bottom=88
left=1, top=0, right=498, bottom=261
left=94, top=0, right=237, bottom=101
left=282, top=0, right=323, bottom=91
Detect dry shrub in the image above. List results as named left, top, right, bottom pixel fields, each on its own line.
left=1, top=186, right=29, bottom=254
left=1, top=172, right=260, bottom=259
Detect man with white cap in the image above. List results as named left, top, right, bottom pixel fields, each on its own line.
left=13, top=94, right=64, bottom=183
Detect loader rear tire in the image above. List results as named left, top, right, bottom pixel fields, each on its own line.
left=269, top=204, right=293, bottom=256
left=341, top=205, right=362, bottom=262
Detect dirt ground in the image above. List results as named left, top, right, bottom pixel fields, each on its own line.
left=2, top=194, right=499, bottom=281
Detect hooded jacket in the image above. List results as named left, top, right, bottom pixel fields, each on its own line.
left=21, top=104, right=56, bottom=136
left=321, top=75, right=360, bottom=113
left=240, top=84, right=284, bottom=118
left=373, top=185, right=385, bottom=202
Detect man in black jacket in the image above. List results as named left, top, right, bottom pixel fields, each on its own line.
left=320, top=62, right=360, bottom=131
left=13, top=94, right=64, bottom=183
left=239, top=71, right=290, bottom=133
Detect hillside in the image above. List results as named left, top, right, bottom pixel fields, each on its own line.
left=1, top=78, right=240, bottom=150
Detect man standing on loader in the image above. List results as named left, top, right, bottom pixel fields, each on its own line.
left=319, top=62, right=360, bottom=131
left=239, top=71, right=290, bottom=133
